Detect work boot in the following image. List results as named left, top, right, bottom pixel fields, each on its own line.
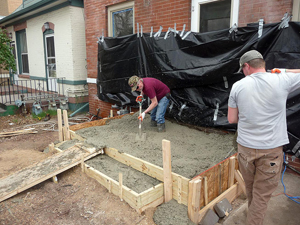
left=157, top=123, right=166, bottom=132
left=150, top=120, right=157, bottom=127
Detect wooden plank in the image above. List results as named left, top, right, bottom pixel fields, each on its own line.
left=57, top=109, right=63, bottom=142
left=0, top=146, right=102, bottom=203
left=69, top=130, right=85, bottom=141
left=188, top=178, right=201, bottom=223
left=84, top=164, right=139, bottom=209
left=162, top=139, right=172, bottom=202
left=204, top=176, right=208, bottom=206
left=105, top=147, right=190, bottom=206
left=119, top=173, right=123, bottom=201
left=234, top=170, right=246, bottom=195
left=138, top=183, right=164, bottom=209
left=228, top=156, right=236, bottom=187
left=137, top=196, right=164, bottom=214
left=218, top=164, right=222, bottom=195
left=63, top=110, right=70, bottom=140
left=178, top=176, right=182, bottom=204
left=198, top=183, right=243, bottom=223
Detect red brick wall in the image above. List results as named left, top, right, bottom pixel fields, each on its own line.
left=238, top=0, right=293, bottom=27
left=85, top=0, right=293, bottom=117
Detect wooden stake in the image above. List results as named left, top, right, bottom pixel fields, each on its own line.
left=228, top=156, right=236, bottom=188
left=108, top=180, right=112, bottom=193
left=188, top=178, right=201, bottom=223
left=162, top=139, right=172, bottom=202
left=178, top=176, right=182, bottom=204
left=204, top=176, right=208, bottom=206
left=57, top=109, right=63, bottom=142
left=63, top=110, right=70, bottom=140
left=234, top=170, right=246, bottom=195
left=52, top=176, right=58, bottom=183
left=49, top=143, right=54, bottom=152
left=119, top=173, right=123, bottom=201
left=218, top=164, right=222, bottom=195
left=81, top=156, right=84, bottom=173
left=110, top=110, right=113, bottom=118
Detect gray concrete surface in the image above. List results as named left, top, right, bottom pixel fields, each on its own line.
left=222, top=172, right=300, bottom=225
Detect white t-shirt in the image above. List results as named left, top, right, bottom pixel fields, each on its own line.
left=228, top=71, right=300, bottom=149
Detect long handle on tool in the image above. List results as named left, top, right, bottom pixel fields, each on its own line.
left=139, top=103, right=142, bottom=137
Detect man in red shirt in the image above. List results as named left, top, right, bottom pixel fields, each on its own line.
left=128, top=75, right=170, bottom=132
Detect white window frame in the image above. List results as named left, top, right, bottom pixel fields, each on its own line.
left=292, top=0, right=300, bottom=21
left=191, top=0, right=239, bottom=32
left=107, top=1, right=135, bottom=37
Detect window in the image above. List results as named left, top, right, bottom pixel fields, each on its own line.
left=292, top=0, right=300, bottom=21
left=191, top=0, right=239, bottom=32
left=16, top=30, right=29, bottom=74
left=108, top=1, right=134, bottom=37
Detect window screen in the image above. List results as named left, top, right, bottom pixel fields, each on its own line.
left=200, top=0, right=231, bottom=33
left=112, top=8, right=133, bottom=37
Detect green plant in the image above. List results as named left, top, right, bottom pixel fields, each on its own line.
left=0, top=28, right=16, bottom=71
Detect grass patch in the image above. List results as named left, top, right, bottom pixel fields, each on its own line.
left=31, top=109, right=57, bottom=119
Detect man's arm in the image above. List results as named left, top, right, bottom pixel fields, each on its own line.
left=144, top=96, right=158, bottom=114
left=286, top=69, right=300, bottom=73
left=228, top=107, right=239, bottom=124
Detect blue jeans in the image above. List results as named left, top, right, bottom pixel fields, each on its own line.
left=150, top=96, right=170, bottom=124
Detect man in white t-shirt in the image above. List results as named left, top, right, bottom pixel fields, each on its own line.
left=228, top=50, right=300, bottom=225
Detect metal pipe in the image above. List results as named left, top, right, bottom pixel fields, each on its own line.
left=69, top=103, right=89, bottom=117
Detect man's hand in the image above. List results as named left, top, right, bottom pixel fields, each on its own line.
left=136, top=95, right=143, bottom=103
left=138, top=112, right=145, bottom=121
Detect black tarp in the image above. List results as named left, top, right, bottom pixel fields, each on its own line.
left=97, top=21, right=300, bottom=156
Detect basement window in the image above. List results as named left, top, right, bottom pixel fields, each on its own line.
left=108, top=1, right=135, bottom=37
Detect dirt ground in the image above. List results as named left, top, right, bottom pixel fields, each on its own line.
left=0, top=114, right=156, bottom=225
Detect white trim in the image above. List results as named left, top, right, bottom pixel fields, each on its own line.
left=87, top=78, right=97, bottom=84
left=191, top=0, right=239, bottom=32
left=107, top=1, right=135, bottom=37
left=292, top=0, right=300, bottom=21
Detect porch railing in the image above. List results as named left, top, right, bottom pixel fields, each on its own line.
left=0, top=73, right=66, bottom=105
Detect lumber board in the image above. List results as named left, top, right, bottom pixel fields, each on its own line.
left=84, top=164, right=139, bottom=209
left=198, top=183, right=243, bottom=223
left=105, top=147, right=190, bottom=205
left=70, top=130, right=85, bottom=141
left=192, top=154, right=237, bottom=207
left=137, top=196, right=164, bottom=214
left=57, top=109, right=63, bottom=142
left=162, top=139, right=172, bottom=202
left=69, top=113, right=134, bottom=131
left=0, top=146, right=102, bottom=203
left=138, top=183, right=164, bottom=209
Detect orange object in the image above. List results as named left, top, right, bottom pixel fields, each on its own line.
left=136, top=95, right=143, bottom=103
left=271, top=69, right=281, bottom=73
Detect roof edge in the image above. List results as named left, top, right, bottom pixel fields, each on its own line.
left=0, top=0, right=60, bottom=25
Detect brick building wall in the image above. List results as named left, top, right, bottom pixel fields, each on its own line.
left=84, top=0, right=294, bottom=118
left=239, top=0, right=293, bottom=27
left=0, top=0, right=22, bottom=16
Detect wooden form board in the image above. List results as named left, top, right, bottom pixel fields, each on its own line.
left=192, top=153, right=238, bottom=208
left=84, top=163, right=164, bottom=212
left=0, top=145, right=103, bottom=203
left=105, top=147, right=190, bottom=206
left=69, top=113, right=134, bottom=132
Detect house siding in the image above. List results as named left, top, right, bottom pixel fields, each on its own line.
left=84, top=0, right=294, bottom=118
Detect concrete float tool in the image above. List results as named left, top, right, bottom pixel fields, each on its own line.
left=136, top=95, right=146, bottom=141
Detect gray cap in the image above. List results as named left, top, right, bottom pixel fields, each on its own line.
left=238, top=50, right=263, bottom=73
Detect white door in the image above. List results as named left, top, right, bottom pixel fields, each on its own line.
left=45, top=34, right=57, bottom=92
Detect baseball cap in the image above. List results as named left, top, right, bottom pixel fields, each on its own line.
left=238, top=50, right=263, bottom=73
left=128, top=75, right=140, bottom=92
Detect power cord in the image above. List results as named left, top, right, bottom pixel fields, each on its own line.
left=281, top=152, right=300, bottom=204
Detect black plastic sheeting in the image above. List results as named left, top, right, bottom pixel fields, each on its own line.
left=97, top=21, right=300, bottom=156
